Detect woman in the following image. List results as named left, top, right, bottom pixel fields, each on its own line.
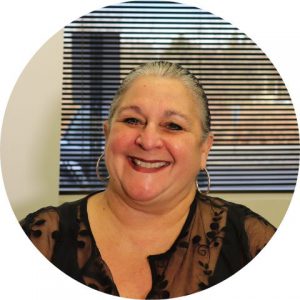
left=21, top=61, right=276, bottom=299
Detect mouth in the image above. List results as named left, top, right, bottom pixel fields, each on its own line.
left=128, top=156, right=171, bottom=172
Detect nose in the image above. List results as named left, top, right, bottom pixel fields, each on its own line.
left=135, top=123, right=163, bottom=150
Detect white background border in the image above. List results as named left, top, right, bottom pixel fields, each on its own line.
left=1, top=0, right=299, bottom=299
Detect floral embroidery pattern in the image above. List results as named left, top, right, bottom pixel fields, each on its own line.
left=194, top=204, right=226, bottom=289
left=20, top=192, right=276, bottom=298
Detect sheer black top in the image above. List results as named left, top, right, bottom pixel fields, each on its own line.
left=20, top=191, right=276, bottom=298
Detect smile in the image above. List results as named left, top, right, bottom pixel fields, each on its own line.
left=129, top=156, right=170, bottom=171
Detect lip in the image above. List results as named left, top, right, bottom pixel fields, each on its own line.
left=128, top=156, right=171, bottom=173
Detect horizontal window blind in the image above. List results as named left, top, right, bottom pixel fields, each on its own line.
left=60, top=0, right=299, bottom=194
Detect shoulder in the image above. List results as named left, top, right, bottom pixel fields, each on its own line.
left=198, top=193, right=276, bottom=257
left=19, top=195, right=89, bottom=260
left=20, top=198, right=85, bottom=233
left=199, top=193, right=275, bottom=228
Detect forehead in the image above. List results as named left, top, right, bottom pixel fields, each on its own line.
left=118, top=75, right=200, bottom=115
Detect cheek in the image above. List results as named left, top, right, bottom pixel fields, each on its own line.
left=167, top=137, right=201, bottom=165
left=105, top=130, right=134, bottom=175
left=106, top=128, right=136, bottom=155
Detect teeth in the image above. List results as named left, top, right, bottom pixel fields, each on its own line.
left=132, top=158, right=169, bottom=169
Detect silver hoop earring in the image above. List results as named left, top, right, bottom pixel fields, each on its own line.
left=96, top=152, right=110, bottom=181
left=196, top=168, right=211, bottom=195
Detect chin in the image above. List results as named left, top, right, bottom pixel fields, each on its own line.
left=123, top=184, right=162, bottom=204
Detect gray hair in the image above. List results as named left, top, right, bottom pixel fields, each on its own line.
left=108, top=60, right=211, bottom=136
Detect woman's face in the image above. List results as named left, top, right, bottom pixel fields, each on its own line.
left=104, top=75, right=212, bottom=204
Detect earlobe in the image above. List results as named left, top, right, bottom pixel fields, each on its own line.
left=206, top=132, right=214, bottom=152
left=103, top=121, right=110, bottom=140
left=199, top=132, right=214, bottom=169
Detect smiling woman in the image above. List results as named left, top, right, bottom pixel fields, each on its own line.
left=20, top=61, right=276, bottom=299
left=103, top=70, right=212, bottom=206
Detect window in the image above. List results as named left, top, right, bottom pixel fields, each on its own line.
left=60, top=0, right=299, bottom=194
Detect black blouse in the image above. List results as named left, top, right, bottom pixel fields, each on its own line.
left=20, top=191, right=276, bottom=298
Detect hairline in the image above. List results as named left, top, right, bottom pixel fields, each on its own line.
left=107, top=61, right=211, bottom=139
left=109, top=74, right=204, bottom=123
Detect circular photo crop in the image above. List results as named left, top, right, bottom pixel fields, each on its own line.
left=1, top=1, right=299, bottom=299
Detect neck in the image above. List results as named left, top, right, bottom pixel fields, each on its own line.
left=102, top=185, right=196, bottom=235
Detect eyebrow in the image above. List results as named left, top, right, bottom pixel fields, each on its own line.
left=164, top=109, right=190, bottom=123
left=117, top=105, right=191, bottom=124
left=117, top=105, right=142, bottom=115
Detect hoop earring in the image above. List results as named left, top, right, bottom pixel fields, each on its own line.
left=96, top=152, right=110, bottom=181
left=196, top=168, right=211, bottom=195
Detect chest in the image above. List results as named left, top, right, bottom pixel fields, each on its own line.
left=90, top=216, right=187, bottom=299
left=98, top=240, right=153, bottom=298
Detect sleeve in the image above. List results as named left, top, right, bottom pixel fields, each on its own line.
left=242, top=208, right=276, bottom=258
left=20, top=207, right=61, bottom=261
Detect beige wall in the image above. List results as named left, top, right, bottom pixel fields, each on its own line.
left=0, top=29, right=293, bottom=227
left=1, top=30, right=63, bottom=219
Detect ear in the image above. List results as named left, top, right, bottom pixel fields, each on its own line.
left=199, top=132, right=214, bottom=170
left=103, top=120, right=110, bottom=140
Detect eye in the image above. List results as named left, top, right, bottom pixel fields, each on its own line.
left=123, top=117, right=142, bottom=126
left=165, top=122, right=183, bottom=131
